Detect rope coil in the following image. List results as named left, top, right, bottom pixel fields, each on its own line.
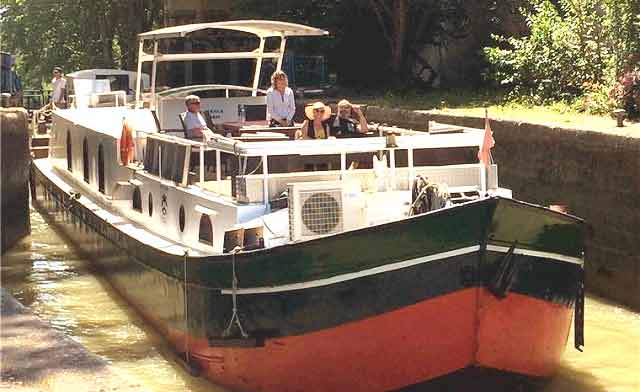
left=409, top=175, right=450, bottom=216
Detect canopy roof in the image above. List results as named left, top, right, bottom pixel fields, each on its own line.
left=139, top=20, right=329, bottom=40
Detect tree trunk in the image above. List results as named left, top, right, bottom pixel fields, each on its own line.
left=390, top=0, right=407, bottom=75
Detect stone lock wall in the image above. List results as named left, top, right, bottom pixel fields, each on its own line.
left=1, top=108, right=31, bottom=253
left=367, top=106, right=640, bottom=310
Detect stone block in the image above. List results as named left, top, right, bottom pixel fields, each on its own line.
left=1, top=108, right=30, bottom=252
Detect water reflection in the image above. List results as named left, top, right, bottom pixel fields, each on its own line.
left=2, top=207, right=217, bottom=392
left=2, top=207, right=638, bottom=392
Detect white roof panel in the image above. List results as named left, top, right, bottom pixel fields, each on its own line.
left=139, top=20, right=329, bottom=40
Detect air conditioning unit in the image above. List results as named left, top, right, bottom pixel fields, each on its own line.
left=288, top=181, right=366, bottom=242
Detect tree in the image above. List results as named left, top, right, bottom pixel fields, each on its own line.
left=0, top=0, right=163, bottom=88
left=361, top=0, right=473, bottom=85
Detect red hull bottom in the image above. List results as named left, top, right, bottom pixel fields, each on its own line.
left=144, top=288, right=572, bottom=392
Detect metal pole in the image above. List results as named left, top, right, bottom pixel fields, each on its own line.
left=150, top=40, right=159, bottom=110
left=389, top=148, right=396, bottom=190
left=262, top=155, right=269, bottom=208
left=135, top=40, right=144, bottom=108
left=199, top=147, right=205, bottom=184
left=408, top=148, right=414, bottom=189
left=252, top=38, right=265, bottom=96
left=216, top=150, right=221, bottom=181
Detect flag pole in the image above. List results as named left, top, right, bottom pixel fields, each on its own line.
left=480, top=108, right=488, bottom=195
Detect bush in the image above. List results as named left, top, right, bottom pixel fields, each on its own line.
left=484, top=0, right=640, bottom=110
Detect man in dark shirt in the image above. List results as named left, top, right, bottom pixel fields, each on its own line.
left=328, top=99, right=369, bottom=138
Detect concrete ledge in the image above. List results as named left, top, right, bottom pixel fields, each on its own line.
left=0, top=289, right=146, bottom=391
left=367, top=106, right=640, bottom=311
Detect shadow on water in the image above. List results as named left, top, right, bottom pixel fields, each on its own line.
left=398, top=366, right=607, bottom=392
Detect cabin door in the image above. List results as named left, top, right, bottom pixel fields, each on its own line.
left=97, top=144, right=105, bottom=193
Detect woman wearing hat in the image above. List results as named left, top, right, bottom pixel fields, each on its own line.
left=295, top=102, right=331, bottom=140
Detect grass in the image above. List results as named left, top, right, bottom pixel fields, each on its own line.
left=358, top=89, right=639, bottom=133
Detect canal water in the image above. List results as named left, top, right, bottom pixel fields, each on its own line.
left=2, top=206, right=639, bottom=392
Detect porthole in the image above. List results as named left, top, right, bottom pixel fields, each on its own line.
left=179, top=205, right=186, bottom=232
left=148, top=192, right=153, bottom=217
left=198, top=214, right=213, bottom=245
left=132, top=187, right=142, bottom=212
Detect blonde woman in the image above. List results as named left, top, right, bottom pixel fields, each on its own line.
left=266, top=70, right=295, bottom=127
left=295, top=102, right=331, bottom=140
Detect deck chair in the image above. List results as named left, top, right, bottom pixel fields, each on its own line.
left=202, top=110, right=215, bottom=130
left=178, top=112, right=188, bottom=138
left=151, top=110, right=163, bottom=133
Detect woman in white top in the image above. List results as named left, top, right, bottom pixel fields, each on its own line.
left=266, top=70, right=295, bottom=127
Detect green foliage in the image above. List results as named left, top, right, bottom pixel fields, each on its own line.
left=235, top=0, right=481, bottom=87
left=484, top=0, right=640, bottom=112
left=0, top=0, right=163, bottom=88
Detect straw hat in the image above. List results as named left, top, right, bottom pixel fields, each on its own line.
left=304, top=101, right=331, bottom=121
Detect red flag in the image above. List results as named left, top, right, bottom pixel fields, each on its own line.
left=478, top=109, right=495, bottom=167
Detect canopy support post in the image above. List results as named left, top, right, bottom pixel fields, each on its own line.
left=276, top=36, right=287, bottom=71
left=135, top=40, right=144, bottom=108
left=150, top=40, right=159, bottom=110
left=252, top=38, right=265, bottom=96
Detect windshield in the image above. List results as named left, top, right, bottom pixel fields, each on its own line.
left=141, top=29, right=282, bottom=93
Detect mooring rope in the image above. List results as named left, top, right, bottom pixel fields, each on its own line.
left=222, top=246, right=248, bottom=339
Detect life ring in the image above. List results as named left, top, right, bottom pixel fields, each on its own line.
left=120, top=119, right=135, bottom=165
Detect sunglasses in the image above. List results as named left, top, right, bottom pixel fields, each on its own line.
left=189, top=101, right=201, bottom=105
left=313, top=108, right=325, bottom=113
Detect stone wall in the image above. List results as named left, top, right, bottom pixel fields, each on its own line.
left=1, top=108, right=30, bottom=253
left=367, top=106, right=640, bottom=310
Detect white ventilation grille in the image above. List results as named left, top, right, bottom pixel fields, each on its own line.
left=300, top=191, right=343, bottom=235
left=289, top=181, right=355, bottom=242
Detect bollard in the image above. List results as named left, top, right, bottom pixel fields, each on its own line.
left=613, top=109, right=626, bottom=127
left=1, top=108, right=31, bottom=252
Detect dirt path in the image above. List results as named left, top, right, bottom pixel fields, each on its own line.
left=1, top=289, right=147, bottom=391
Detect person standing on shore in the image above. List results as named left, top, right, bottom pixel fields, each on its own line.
left=50, top=67, right=67, bottom=108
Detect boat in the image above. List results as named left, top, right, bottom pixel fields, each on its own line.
left=30, top=20, right=585, bottom=391
left=65, top=68, right=151, bottom=108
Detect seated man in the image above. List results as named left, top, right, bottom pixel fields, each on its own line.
left=182, top=95, right=216, bottom=141
left=328, top=99, right=369, bottom=137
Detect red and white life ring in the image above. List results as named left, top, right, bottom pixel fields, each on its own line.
left=120, top=119, right=135, bottom=166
